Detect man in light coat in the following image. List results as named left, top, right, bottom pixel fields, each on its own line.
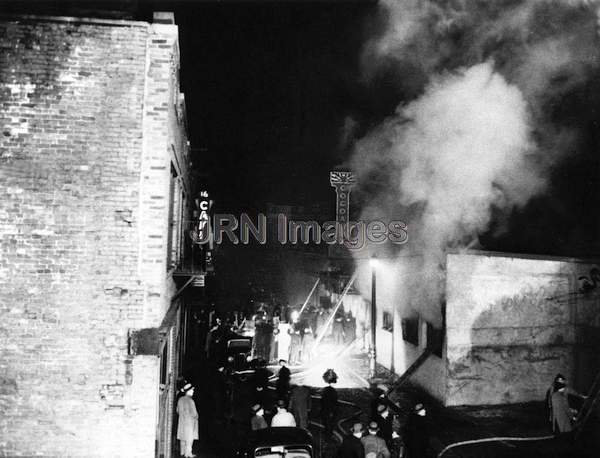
left=271, top=399, right=297, bottom=427
left=177, top=383, right=199, bottom=458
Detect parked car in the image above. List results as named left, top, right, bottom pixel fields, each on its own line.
left=240, top=427, right=314, bottom=458
left=226, top=337, right=253, bottom=372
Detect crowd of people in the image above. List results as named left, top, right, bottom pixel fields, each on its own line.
left=179, top=309, right=424, bottom=457
left=201, top=304, right=358, bottom=367
left=179, top=307, right=592, bottom=458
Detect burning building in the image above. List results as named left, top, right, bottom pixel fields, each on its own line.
left=355, top=251, right=600, bottom=406
left=342, top=1, right=600, bottom=406
left=0, top=11, right=194, bottom=457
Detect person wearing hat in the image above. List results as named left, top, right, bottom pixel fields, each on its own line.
left=332, top=311, right=345, bottom=345
left=547, top=373, right=587, bottom=434
left=276, top=359, right=291, bottom=400
left=361, top=421, right=390, bottom=458
left=271, top=399, right=297, bottom=427
left=373, top=403, right=395, bottom=445
left=546, top=374, right=564, bottom=426
left=250, top=404, right=268, bottom=431
left=288, top=322, right=303, bottom=365
left=176, top=383, right=198, bottom=458
left=405, top=403, right=428, bottom=458
left=370, top=384, right=391, bottom=418
left=337, top=423, right=366, bottom=458
left=301, top=325, right=315, bottom=363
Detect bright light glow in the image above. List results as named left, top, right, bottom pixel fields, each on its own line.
left=290, top=342, right=369, bottom=389
left=370, top=257, right=379, bottom=268
left=291, top=310, right=300, bottom=322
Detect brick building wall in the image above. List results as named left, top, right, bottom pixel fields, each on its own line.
left=0, top=13, right=190, bottom=457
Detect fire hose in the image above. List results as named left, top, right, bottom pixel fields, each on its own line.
left=436, top=434, right=556, bottom=457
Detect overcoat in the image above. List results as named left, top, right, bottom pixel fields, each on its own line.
left=289, top=385, right=311, bottom=429
left=551, top=390, right=574, bottom=433
left=177, top=395, right=199, bottom=441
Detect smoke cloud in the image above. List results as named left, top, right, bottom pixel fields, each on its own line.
left=350, top=0, right=600, bottom=325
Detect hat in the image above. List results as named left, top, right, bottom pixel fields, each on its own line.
left=368, top=421, right=379, bottom=432
left=276, top=399, right=287, bottom=408
left=251, top=403, right=262, bottom=413
left=351, top=423, right=363, bottom=434
left=180, top=383, right=194, bottom=394
left=377, top=384, right=389, bottom=393
left=377, top=403, right=388, bottom=414
left=322, top=368, right=338, bottom=384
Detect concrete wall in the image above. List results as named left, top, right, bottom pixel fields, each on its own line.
left=0, top=14, right=189, bottom=457
left=445, top=252, right=600, bottom=406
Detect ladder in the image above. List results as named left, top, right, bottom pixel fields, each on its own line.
left=574, top=368, right=600, bottom=440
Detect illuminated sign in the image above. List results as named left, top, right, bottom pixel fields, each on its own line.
left=190, top=190, right=212, bottom=245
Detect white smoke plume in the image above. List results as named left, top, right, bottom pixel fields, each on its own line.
left=352, top=63, right=544, bottom=324
left=349, top=0, right=600, bottom=325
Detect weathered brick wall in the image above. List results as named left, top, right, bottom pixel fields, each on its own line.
left=0, top=15, right=188, bottom=457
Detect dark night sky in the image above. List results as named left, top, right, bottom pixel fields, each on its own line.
left=174, top=1, right=378, bottom=211
left=3, top=0, right=600, bottom=257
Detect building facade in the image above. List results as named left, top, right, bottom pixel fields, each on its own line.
left=369, top=251, right=600, bottom=406
left=0, top=12, right=191, bottom=457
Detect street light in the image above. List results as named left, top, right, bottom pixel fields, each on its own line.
left=369, top=254, right=378, bottom=379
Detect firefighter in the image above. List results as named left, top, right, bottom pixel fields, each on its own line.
left=301, top=323, right=315, bottom=363
left=332, top=311, right=345, bottom=345
left=288, top=323, right=302, bottom=365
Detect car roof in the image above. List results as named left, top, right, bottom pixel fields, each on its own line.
left=251, top=427, right=313, bottom=448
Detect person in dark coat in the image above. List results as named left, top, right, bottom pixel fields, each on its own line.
left=252, top=385, right=275, bottom=422
left=253, top=360, right=272, bottom=390
left=262, top=319, right=274, bottom=362
left=288, top=324, right=302, bottom=365
left=250, top=403, right=268, bottom=431
left=289, top=384, right=312, bottom=429
left=337, top=423, right=365, bottom=458
left=546, top=374, right=564, bottom=426
left=547, top=374, right=587, bottom=434
left=405, top=403, right=428, bottom=458
left=321, top=369, right=339, bottom=436
left=301, top=325, right=315, bottom=363
left=362, top=422, right=390, bottom=458
left=344, top=311, right=357, bottom=344
left=205, top=318, right=224, bottom=361
left=370, top=384, right=391, bottom=418
left=373, top=403, right=394, bottom=447
left=276, top=359, right=291, bottom=400
left=332, top=312, right=345, bottom=345
left=315, top=307, right=328, bottom=337
left=269, top=317, right=280, bottom=363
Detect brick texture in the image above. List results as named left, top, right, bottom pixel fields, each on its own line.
left=0, top=15, right=190, bottom=457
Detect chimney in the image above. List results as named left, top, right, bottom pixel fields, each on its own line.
left=153, top=12, right=175, bottom=25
